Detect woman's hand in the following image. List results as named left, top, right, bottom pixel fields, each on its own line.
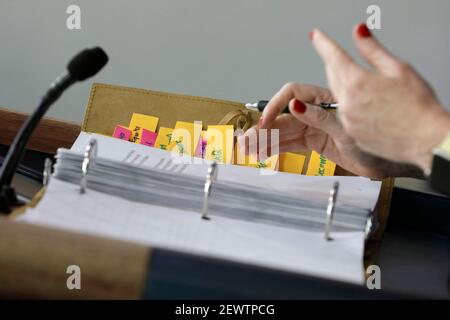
left=238, top=83, right=422, bottom=179
left=309, top=23, right=450, bottom=173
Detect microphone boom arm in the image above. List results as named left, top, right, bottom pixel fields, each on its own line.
left=0, top=73, right=75, bottom=213
left=0, top=46, right=108, bottom=213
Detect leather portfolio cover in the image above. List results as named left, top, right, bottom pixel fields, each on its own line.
left=81, top=83, right=393, bottom=262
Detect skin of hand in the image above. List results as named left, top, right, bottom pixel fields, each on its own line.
left=240, top=23, right=450, bottom=177
left=237, top=84, right=422, bottom=179
left=308, top=23, right=450, bottom=173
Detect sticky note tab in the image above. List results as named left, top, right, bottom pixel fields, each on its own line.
left=204, top=125, right=234, bottom=164
left=306, top=151, right=336, bottom=176
left=169, top=121, right=202, bottom=156
left=154, top=127, right=173, bottom=150
left=140, top=129, right=158, bottom=147
left=194, top=131, right=207, bottom=158
left=250, top=154, right=279, bottom=170
left=234, top=144, right=279, bottom=170
left=279, top=153, right=306, bottom=174
left=129, top=113, right=159, bottom=144
left=112, top=125, right=131, bottom=141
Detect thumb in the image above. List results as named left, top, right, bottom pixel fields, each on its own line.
left=353, top=23, right=403, bottom=77
left=288, top=99, right=343, bottom=137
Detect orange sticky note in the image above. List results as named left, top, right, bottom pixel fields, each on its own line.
left=169, top=121, right=202, bottom=156
left=204, top=125, right=234, bottom=164
left=279, top=153, right=306, bottom=174
left=154, top=127, right=173, bottom=150
left=129, top=113, right=159, bottom=144
left=306, top=151, right=336, bottom=176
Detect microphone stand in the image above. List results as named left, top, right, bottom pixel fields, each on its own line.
left=0, top=73, right=75, bottom=213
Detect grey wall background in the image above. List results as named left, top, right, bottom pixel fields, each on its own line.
left=1, top=0, right=449, bottom=124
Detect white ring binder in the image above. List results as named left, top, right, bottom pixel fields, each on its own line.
left=201, top=162, right=218, bottom=220
left=43, top=158, right=53, bottom=187
left=324, top=181, right=339, bottom=241
left=80, top=139, right=98, bottom=194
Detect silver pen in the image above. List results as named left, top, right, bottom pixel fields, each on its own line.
left=245, top=100, right=338, bottom=113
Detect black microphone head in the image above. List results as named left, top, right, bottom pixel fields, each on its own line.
left=67, top=47, right=108, bottom=81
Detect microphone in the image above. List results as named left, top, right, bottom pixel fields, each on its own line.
left=0, top=47, right=108, bottom=213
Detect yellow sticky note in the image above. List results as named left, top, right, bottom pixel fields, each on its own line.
left=250, top=154, right=279, bottom=170
left=129, top=113, right=159, bottom=144
left=154, top=127, right=173, bottom=150
left=204, top=125, right=234, bottom=164
left=279, top=153, right=306, bottom=174
left=233, top=144, right=279, bottom=170
left=169, top=121, right=202, bottom=156
left=306, top=151, right=336, bottom=176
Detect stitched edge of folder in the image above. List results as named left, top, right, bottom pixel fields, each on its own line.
left=82, top=83, right=245, bottom=132
left=378, top=177, right=394, bottom=234
left=82, top=84, right=98, bottom=132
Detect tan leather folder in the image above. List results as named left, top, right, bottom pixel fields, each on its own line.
left=81, top=82, right=393, bottom=261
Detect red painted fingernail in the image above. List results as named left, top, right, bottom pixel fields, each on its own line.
left=293, top=100, right=307, bottom=113
left=357, top=23, right=372, bottom=38
left=309, top=31, right=314, bottom=40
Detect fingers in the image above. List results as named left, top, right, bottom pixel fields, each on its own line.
left=261, top=83, right=334, bottom=128
left=288, top=99, right=344, bottom=138
left=352, top=23, right=403, bottom=77
left=238, top=100, right=345, bottom=158
left=237, top=114, right=309, bottom=156
left=311, top=28, right=365, bottom=84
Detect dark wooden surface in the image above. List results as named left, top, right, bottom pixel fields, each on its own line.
left=0, top=107, right=80, bottom=155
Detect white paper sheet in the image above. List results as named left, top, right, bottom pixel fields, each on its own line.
left=19, top=178, right=366, bottom=284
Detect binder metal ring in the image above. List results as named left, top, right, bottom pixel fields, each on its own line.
left=201, top=161, right=218, bottom=220
left=324, top=181, right=339, bottom=241
left=43, top=158, right=53, bottom=187
left=80, top=139, right=98, bottom=194
left=365, top=215, right=374, bottom=239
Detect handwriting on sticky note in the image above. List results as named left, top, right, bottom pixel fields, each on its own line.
left=113, top=125, right=131, bottom=141
left=154, top=127, right=173, bottom=150
left=129, top=113, right=159, bottom=144
left=169, top=121, right=202, bottom=156
left=257, top=154, right=279, bottom=170
left=279, top=153, right=306, bottom=174
left=233, top=142, right=279, bottom=170
left=243, top=154, right=279, bottom=170
left=140, top=129, right=158, bottom=147
left=306, top=151, right=336, bottom=176
left=194, top=130, right=207, bottom=158
left=204, top=125, right=234, bottom=164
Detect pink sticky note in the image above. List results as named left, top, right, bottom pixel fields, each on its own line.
left=194, top=137, right=207, bottom=158
left=140, top=129, right=158, bottom=147
left=113, top=125, right=131, bottom=141
left=201, top=139, right=207, bottom=158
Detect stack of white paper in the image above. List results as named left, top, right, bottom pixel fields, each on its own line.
left=18, top=132, right=383, bottom=284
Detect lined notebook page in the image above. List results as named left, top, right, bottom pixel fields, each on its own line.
left=19, top=178, right=366, bottom=284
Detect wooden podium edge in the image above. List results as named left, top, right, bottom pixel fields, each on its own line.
left=0, top=107, right=80, bottom=155
left=0, top=219, right=150, bottom=299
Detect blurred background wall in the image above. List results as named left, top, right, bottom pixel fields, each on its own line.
left=1, top=0, right=449, bottom=123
